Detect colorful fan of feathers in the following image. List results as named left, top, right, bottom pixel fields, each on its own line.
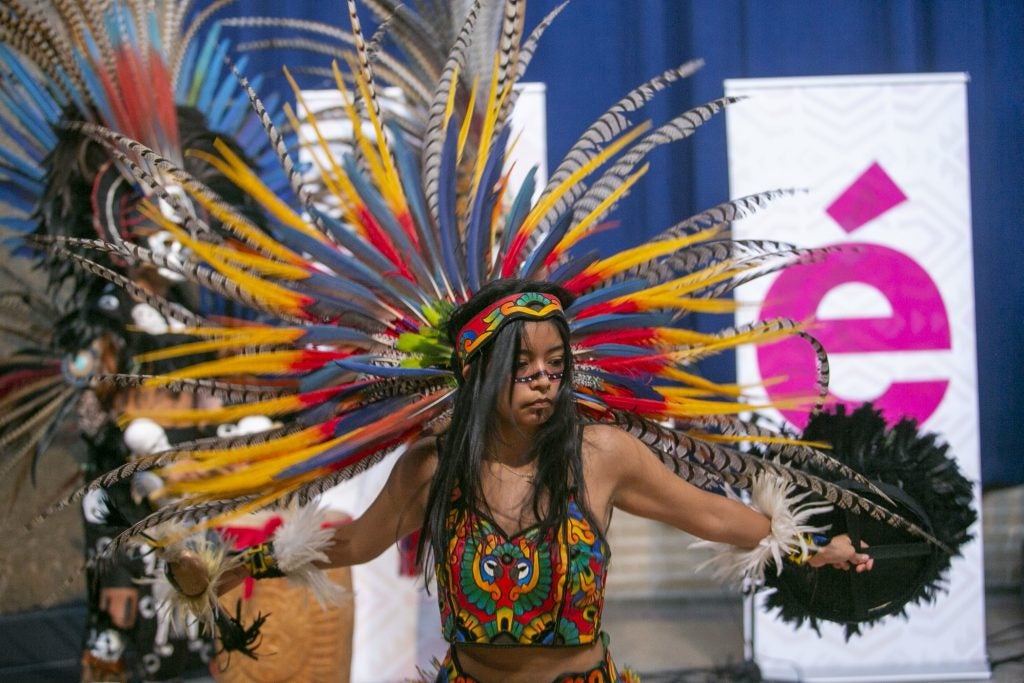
left=0, top=0, right=299, bottom=493
left=19, top=0, right=941, bottom=552
left=0, top=0, right=290, bottom=267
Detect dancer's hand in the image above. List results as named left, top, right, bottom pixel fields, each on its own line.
left=165, top=549, right=212, bottom=597
left=99, top=587, right=138, bottom=628
left=809, top=534, right=874, bottom=573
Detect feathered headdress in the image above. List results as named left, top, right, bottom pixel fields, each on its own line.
left=26, top=0, right=957, bottom=604
left=0, top=0, right=292, bottom=488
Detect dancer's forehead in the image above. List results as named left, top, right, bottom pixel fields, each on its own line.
left=517, top=320, right=564, bottom=355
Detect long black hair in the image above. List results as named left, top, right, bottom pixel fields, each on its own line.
left=417, top=278, right=588, bottom=577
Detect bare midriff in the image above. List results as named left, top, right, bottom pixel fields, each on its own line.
left=453, top=640, right=604, bottom=683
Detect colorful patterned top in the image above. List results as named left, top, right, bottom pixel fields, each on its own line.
left=436, top=489, right=610, bottom=645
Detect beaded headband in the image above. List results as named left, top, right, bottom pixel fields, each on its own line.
left=456, top=291, right=563, bottom=364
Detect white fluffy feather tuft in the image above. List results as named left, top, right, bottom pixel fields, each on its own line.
left=271, top=504, right=347, bottom=607
left=693, top=473, right=832, bottom=586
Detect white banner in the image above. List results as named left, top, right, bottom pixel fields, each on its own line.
left=725, top=73, right=987, bottom=681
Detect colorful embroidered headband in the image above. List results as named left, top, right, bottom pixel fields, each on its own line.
left=457, top=291, right=563, bottom=363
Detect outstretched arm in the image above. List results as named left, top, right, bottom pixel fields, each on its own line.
left=587, top=424, right=872, bottom=575
left=321, top=437, right=436, bottom=567
left=169, top=437, right=437, bottom=597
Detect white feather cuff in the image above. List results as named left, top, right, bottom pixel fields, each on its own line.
left=693, top=473, right=833, bottom=586
left=269, top=504, right=347, bottom=607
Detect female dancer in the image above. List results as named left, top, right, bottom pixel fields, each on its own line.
left=171, top=278, right=872, bottom=683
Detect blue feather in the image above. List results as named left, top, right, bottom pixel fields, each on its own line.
left=500, top=166, right=537, bottom=255
left=341, top=154, right=432, bottom=287
left=273, top=224, right=391, bottom=292
left=219, top=70, right=261, bottom=134
left=278, top=397, right=419, bottom=477
left=145, top=11, right=163, bottom=55
left=0, top=84, right=58, bottom=149
left=465, top=126, right=510, bottom=290
left=297, top=363, right=352, bottom=394
left=0, top=217, right=37, bottom=233
left=175, top=37, right=200, bottom=102
left=0, top=146, right=46, bottom=183
left=519, top=207, right=572, bottom=277
left=55, top=64, right=90, bottom=118
left=207, top=54, right=246, bottom=130
left=586, top=369, right=661, bottom=400
left=297, top=325, right=379, bottom=346
left=435, top=116, right=465, bottom=295
left=385, top=120, right=447, bottom=289
left=196, top=40, right=230, bottom=114
left=76, top=46, right=118, bottom=126
left=274, top=221, right=419, bottom=316
left=298, top=273, right=399, bottom=324
left=570, top=312, right=673, bottom=335
left=566, top=279, right=647, bottom=314
left=0, top=184, right=40, bottom=212
left=301, top=272, right=389, bottom=314
left=0, top=49, right=62, bottom=124
left=547, top=249, right=599, bottom=285
left=303, top=205, right=400, bottom=276
left=0, top=186, right=41, bottom=214
left=582, top=343, right=653, bottom=357
left=189, top=23, right=222, bottom=107
left=328, top=359, right=450, bottom=378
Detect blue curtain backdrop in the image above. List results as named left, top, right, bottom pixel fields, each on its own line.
left=225, top=1, right=1022, bottom=487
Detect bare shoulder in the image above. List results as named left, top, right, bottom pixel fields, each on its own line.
left=581, top=423, right=641, bottom=478
left=390, top=436, right=439, bottom=491
left=582, top=423, right=642, bottom=456
left=405, top=435, right=440, bottom=463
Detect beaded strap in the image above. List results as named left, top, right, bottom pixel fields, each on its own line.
left=786, top=534, right=831, bottom=565
left=240, top=541, right=286, bottom=579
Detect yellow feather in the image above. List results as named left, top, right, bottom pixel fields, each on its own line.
left=470, top=53, right=507, bottom=201
left=631, top=293, right=736, bottom=314
left=285, top=66, right=355, bottom=205
left=168, top=425, right=335, bottom=471
left=443, top=62, right=461, bottom=132
left=197, top=477, right=318, bottom=531
left=344, top=60, right=408, bottom=213
left=514, top=122, right=653, bottom=245
left=665, top=329, right=793, bottom=364
left=586, top=225, right=724, bottom=281
left=166, top=432, right=353, bottom=496
left=281, top=101, right=357, bottom=225
left=189, top=144, right=325, bottom=242
left=140, top=350, right=319, bottom=386
left=457, top=76, right=480, bottom=164
left=157, top=223, right=308, bottom=315
left=661, top=368, right=745, bottom=397
left=553, top=163, right=649, bottom=257
left=119, top=393, right=310, bottom=428
left=130, top=327, right=309, bottom=364
left=656, top=328, right=720, bottom=345
left=337, top=57, right=392, bottom=200
left=209, top=243, right=311, bottom=280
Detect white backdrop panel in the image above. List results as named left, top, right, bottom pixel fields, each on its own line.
left=725, top=73, right=987, bottom=681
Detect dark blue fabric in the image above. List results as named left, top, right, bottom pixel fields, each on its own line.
left=223, top=1, right=1022, bottom=486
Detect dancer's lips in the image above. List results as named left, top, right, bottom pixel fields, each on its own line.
left=528, top=399, right=551, bottom=408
